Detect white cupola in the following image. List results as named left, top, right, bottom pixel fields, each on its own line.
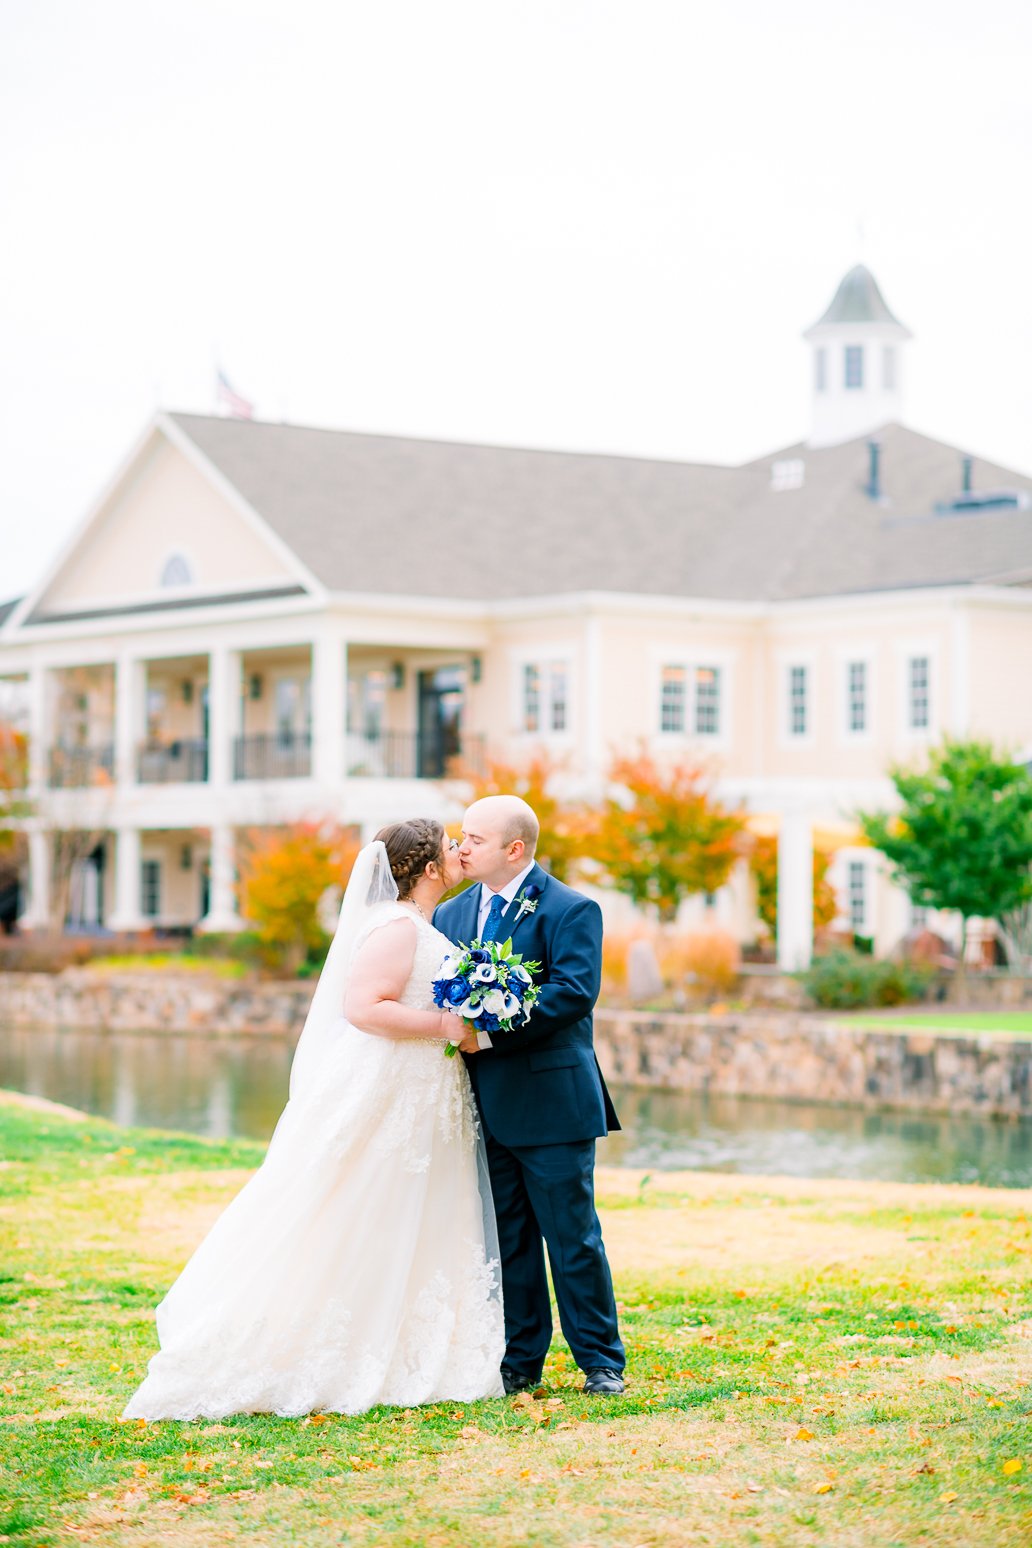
left=803, top=264, right=912, bottom=448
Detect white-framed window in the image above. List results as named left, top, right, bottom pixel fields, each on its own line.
left=907, top=654, right=930, bottom=730
left=521, top=659, right=569, bottom=736
left=771, top=459, right=805, bottom=492
left=815, top=348, right=826, bottom=393
left=659, top=664, right=687, bottom=733
left=883, top=345, right=896, bottom=391
left=910, top=901, right=929, bottom=931
left=694, top=666, right=722, bottom=736
left=141, top=859, right=161, bottom=918
left=844, top=344, right=864, bottom=390
left=145, top=685, right=167, bottom=741
left=846, top=659, right=867, bottom=735
left=348, top=669, right=387, bottom=738
left=275, top=676, right=311, bottom=744
left=847, top=859, right=866, bottom=932
left=159, top=553, right=193, bottom=587
left=788, top=664, right=809, bottom=738
left=658, top=663, right=724, bottom=739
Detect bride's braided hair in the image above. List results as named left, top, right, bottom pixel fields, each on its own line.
left=374, top=818, right=447, bottom=899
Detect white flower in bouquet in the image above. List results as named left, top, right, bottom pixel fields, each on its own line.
left=472, top=962, right=497, bottom=984
left=437, top=956, right=462, bottom=980
left=481, top=989, right=507, bottom=1015
left=509, top=964, right=532, bottom=984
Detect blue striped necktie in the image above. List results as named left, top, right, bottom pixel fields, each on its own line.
left=481, top=894, right=507, bottom=943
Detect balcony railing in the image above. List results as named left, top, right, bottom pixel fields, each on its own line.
left=47, top=743, right=115, bottom=788
left=137, top=739, right=209, bottom=784
left=346, top=730, right=486, bottom=779
left=234, top=732, right=312, bottom=781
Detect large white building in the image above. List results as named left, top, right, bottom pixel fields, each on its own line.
left=2, top=265, right=1031, bottom=964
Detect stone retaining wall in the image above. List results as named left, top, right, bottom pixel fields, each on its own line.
left=0, top=971, right=315, bottom=1037
left=594, top=1009, right=1031, bottom=1118
left=1, top=972, right=1030, bottom=1117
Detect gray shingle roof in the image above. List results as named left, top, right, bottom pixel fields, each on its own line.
left=0, top=597, right=22, bottom=628
left=169, top=413, right=1032, bottom=605
left=806, top=263, right=909, bottom=332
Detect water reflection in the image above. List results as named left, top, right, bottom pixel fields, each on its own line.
left=1, top=1026, right=1030, bottom=1188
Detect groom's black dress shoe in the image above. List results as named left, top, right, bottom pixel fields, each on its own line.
left=501, top=1366, right=537, bottom=1395
left=583, top=1368, right=625, bottom=1395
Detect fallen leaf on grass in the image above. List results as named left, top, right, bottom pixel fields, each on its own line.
left=814, top=1482, right=833, bottom=1494
left=939, top=1490, right=959, bottom=1504
left=1002, top=1459, right=1023, bottom=1476
left=794, top=1427, right=815, bottom=1442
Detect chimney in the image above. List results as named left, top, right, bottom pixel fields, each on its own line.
left=962, top=455, right=974, bottom=493
left=866, top=439, right=882, bottom=501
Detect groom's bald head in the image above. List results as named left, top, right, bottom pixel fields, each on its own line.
left=466, top=795, right=538, bottom=854
left=460, top=795, right=539, bottom=888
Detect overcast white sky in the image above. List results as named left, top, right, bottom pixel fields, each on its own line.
left=2, top=0, right=1030, bottom=602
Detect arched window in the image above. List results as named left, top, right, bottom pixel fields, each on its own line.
left=160, top=553, right=193, bottom=588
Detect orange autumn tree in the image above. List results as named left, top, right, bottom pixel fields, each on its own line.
left=587, top=750, right=745, bottom=922
left=463, top=751, right=592, bottom=883
left=748, top=834, right=838, bottom=944
left=237, top=821, right=362, bottom=973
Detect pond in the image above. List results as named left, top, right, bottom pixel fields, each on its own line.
left=2, top=1025, right=1031, bottom=1188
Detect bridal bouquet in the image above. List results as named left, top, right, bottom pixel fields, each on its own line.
left=432, top=938, right=542, bottom=1057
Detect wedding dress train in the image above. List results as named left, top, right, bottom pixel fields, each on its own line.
left=123, top=905, right=505, bottom=1419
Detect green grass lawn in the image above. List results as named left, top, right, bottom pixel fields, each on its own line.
left=842, top=1012, right=1032, bottom=1038
left=1, top=1092, right=1030, bottom=1547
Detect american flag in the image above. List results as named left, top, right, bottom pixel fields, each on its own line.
left=216, top=368, right=254, bottom=419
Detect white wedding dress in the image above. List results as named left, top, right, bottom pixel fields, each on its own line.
left=123, top=901, right=505, bottom=1420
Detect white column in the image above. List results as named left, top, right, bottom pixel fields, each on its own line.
left=777, top=806, right=814, bottom=971
left=107, top=825, right=146, bottom=931
left=312, top=634, right=346, bottom=791
left=206, top=647, right=242, bottom=787
left=198, top=822, right=243, bottom=933
left=18, top=828, right=52, bottom=930
left=582, top=613, right=604, bottom=795
left=114, top=654, right=146, bottom=787
left=26, top=664, right=51, bottom=792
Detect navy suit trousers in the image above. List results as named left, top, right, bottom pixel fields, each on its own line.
left=482, top=1117, right=625, bottom=1379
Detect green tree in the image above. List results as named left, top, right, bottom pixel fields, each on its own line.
left=588, top=749, right=745, bottom=923
left=859, top=739, right=1032, bottom=965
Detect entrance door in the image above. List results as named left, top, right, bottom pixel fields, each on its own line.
left=417, top=667, right=465, bottom=777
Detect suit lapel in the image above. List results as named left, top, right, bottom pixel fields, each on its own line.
left=460, top=882, right=482, bottom=945
left=499, top=863, right=548, bottom=943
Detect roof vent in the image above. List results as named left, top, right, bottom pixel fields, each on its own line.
left=935, top=489, right=1031, bottom=515
left=866, top=439, right=882, bottom=501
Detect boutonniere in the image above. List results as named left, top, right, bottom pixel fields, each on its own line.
left=514, top=883, right=542, bottom=923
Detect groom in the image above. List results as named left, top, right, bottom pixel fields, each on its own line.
left=433, top=794, right=625, bottom=1396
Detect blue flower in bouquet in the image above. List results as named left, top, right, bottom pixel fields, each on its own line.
left=432, top=936, right=543, bottom=1056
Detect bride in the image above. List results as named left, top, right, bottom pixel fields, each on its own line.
left=123, top=818, right=505, bottom=1420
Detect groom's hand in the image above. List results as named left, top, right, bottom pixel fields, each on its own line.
left=457, top=1032, right=481, bottom=1054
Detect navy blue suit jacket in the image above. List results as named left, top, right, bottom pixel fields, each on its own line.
left=433, top=863, right=620, bottom=1148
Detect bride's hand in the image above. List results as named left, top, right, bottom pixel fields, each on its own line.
left=437, top=1011, right=459, bottom=1041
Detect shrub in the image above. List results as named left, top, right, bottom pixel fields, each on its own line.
left=801, top=949, right=934, bottom=1010
left=660, top=929, right=741, bottom=997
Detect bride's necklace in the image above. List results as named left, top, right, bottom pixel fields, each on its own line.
left=404, top=899, right=428, bottom=922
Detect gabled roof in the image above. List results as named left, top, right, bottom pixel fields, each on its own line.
left=168, top=413, right=1032, bottom=604
left=0, top=597, right=22, bottom=629
left=805, top=263, right=910, bottom=334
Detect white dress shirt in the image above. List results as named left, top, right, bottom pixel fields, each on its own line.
left=476, top=860, right=537, bottom=939
left=471, top=861, right=537, bottom=1050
